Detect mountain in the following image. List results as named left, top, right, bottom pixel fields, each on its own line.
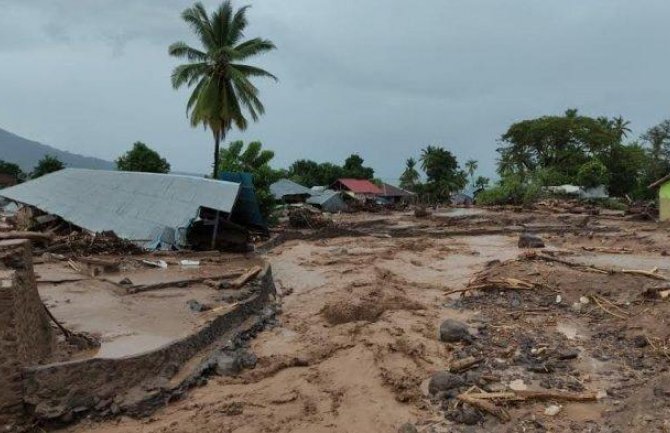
left=0, top=127, right=115, bottom=173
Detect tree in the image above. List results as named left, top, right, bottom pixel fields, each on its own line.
left=611, top=116, right=632, bottom=142
left=32, top=155, right=64, bottom=178
left=419, top=146, right=467, bottom=201
left=601, top=142, right=649, bottom=198
left=497, top=109, right=616, bottom=180
left=0, top=160, right=25, bottom=182
left=399, top=158, right=420, bottom=191
left=116, top=142, right=171, bottom=173
left=169, top=1, right=277, bottom=179
left=465, top=159, right=478, bottom=186
left=342, top=154, right=374, bottom=179
left=474, top=176, right=490, bottom=190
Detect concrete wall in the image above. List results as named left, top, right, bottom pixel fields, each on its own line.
left=23, top=264, right=275, bottom=423
left=0, top=240, right=54, bottom=422
left=660, top=182, right=670, bottom=222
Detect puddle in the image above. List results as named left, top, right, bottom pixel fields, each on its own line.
left=96, top=334, right=175, bottom=359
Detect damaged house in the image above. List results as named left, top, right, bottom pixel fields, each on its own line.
left=0, top=168, right=266, bottom=250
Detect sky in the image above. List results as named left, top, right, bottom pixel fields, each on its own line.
left=1, top=0, right=670, bottom=183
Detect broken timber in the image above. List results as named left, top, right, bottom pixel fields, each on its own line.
left=126, top=269, right=246, bottom=294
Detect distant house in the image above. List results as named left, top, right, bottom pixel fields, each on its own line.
left=649, top=174, right=670, bottom=222
left=270, top=179, right=313, bottom=203
left=0, top=174, right=17, bottom=189
left=307, top=190, right=347, bottom=213
left=379, top=183, right=415, bottom=204
left=330, top=178, right=382, bottom=200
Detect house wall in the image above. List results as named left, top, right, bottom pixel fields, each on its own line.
left=660, top=182, right=670, bottom=222
left=0, top=240, right=54, bottom=423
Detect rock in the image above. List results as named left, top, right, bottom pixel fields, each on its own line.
left=439, top=319, right=473, bottom=343
left=187, top=299, right=211, bottom=312
left=556, top=348, right=580, bottom=360
left=544, top=404, right=562, bottom=416
left=555, top=295, right=562, bottom=304
left=509, top=379, right=528, bottom=391
left=215, top=354, right=240, bottom=376
left=237, top=350, right=257, bottom=369
left=119, top=277, right=133, bottom=285
left=571, top=302, right=583, bottom=314
left=518, top=233, right=545, bottom=248
left=428, top=371, right=465, bottom=395
left=447, top=403, right=483, bottom=425
left=579, top=296, right=590, bottom=305
left=632, top=335, right=649, bottom=348
left=398, top=423, right=418, bottom=433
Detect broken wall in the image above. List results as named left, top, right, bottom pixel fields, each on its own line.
left=0, top=239, right=54, bottom=422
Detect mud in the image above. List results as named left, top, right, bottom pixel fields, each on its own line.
left=53, top=209, right=670, bottom=433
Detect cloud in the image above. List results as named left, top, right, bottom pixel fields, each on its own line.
left=1, top=0, right=670, bottom=182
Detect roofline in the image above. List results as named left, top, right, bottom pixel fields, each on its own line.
left=649, top=173, right=670, bottom=189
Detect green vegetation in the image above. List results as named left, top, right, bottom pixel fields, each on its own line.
left=399, top=158, right=420, bottom=191
left=218, top=140, right=283, bottom=221
left=31, top=155, right=64, bottom=179
left=169, top=1, right=277, bottom=179
left=286, top=154, right=375, bottom=187
left=0, top=160, right=25, bottom=182
left=479, top=109, right=670, bottom=205
left=116, top=142, right=171, bottom=173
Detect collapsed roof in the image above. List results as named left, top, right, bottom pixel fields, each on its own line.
left=0, top=169, right=262, bottom=249
left=270, top=179, right=313, bottom=200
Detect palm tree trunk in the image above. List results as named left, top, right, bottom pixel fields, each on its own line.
left=212, top=130, right=221, bottom=179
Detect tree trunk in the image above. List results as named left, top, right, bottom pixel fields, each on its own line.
left=212, top=130, right=221, bottom=179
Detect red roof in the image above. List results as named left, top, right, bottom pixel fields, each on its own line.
left=332, top=178, right=383, bottom=194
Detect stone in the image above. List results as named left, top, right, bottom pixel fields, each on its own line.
left=398, top=423, right=418, bottom=433
left=518, top=233, right=545, bottom=248
left=509, top=379, right=528, bottom=391
left=556, top=348, right=580, bottom=360
left=187, top=300, right=211, bottom=313
left=215, top=355, right=240, bottom=376
left=571, top=302, right=583, bottom=314
left=428, top=371, right=465, bottom=395
left=544, top=404, right=561, bottom=416
left=119, top=277, right=133, bottom=285
left=237, top=351, right=257, bottom=369
left=439, top=319, right=473, bottom=343
left=632, top=335, right=648, bottom=348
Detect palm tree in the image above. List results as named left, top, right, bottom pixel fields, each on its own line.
left=219, top=140, right=274, bottom=173
left=465, top=159, right=478, bottom=186
left=399, top=157, right=420, bottom=190
left=611, top=116, right=631, bottom=142
left=169, top=1, right=277, bottom=178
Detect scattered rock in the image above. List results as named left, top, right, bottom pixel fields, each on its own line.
left=439, top=319, right=473, bottom=343
left=398, top=422, right=418, bottom=433
left=428, top=371, right=465, bottom=395
left=632, top=335, right=649, bottom=348
left=518, top=233, right=545, bottom=248
left=187, top=299, right=211, bottom=312
left=556, top=348, right=580, bottom=360
left=446, top=403, right=483, bottom=425
left=571, top=302, right=583, bottom=314
left=119, top=277, right=133, bottom=285
left=579, top=296, right=590, bottom=305
left=215, top=355, right=240, bottom=376
left=544, top=404, right=562, bottom=416
left=509, top=379, right=528, bottom=391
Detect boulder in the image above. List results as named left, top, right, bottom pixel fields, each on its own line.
left=439, top=319, right=473, bottom=343
left=518, top=233, right=545, bottom=248
left=428, top=371, right=465, bottom=395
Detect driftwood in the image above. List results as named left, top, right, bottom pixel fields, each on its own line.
left=126, top=269, right=245, bottom=294
left=229, top=265, right=263, bottom=289
left=444, top=277, right=545, bottom=296
left=0, top=231, right=52, bottom=242
left=457, top=394, right=511, bottom=422
left=449, top=356, right=482, bottom=373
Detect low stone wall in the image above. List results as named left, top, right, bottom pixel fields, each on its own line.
left=0, top=240, right=54, bottom=424
left=23, top=264, right=275, bottom=423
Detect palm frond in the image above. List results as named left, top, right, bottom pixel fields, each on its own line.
left=171, top=62, right=209, bottom=89
left=233, top=38, right=276, bottom=60
left=230, top=63, right=278, bottom=81
left=229, top=5, right=250, bottom=45
left=168, top=41, right=208, bottom=62
left=181, top=3, right=216, bottom=51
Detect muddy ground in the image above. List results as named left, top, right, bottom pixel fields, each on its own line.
left=58, top=208, right=670, bottom=433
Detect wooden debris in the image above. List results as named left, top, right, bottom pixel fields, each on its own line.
left=621, top=269, right=668, bottom=281
left=448, top=356, right=482, bottom=373
left=456, top=394, right=511, bottom=422
left=230, top=265, right=263, bottom=289
left=0, top=231, right=53, bottom=242
left=523, top=252, right=669, bottom=280
left=126, top=269, right=245, bottom=294
left=444, top=277, right=546, bottom=296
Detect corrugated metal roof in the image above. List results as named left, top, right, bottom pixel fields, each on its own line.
left=307, top=190, right=346, bottom=213
left=380, top=183, right=415, bottom=197
left=270, top=179, right=312, bottom=199
left=332, top=178, right=382, bottom=194
left=0, top=169, right=241, bottom=247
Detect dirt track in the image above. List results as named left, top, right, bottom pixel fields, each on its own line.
left=59, top=209, right=670, bottom=433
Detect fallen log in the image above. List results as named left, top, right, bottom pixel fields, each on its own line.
left=0, top=231, right=52, bottom=242
left=126, top=269, right=245, bottom=294
left=448, top=356, right=482, bottom=373
left=457, top=394, right=511, bottom=422
left=461, top=389, right=598, bottom=402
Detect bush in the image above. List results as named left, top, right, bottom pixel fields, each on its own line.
left=577, top=160, right=609, bottom=189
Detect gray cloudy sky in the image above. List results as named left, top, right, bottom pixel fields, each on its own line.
left=1, top=0, right=669, bottom=182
